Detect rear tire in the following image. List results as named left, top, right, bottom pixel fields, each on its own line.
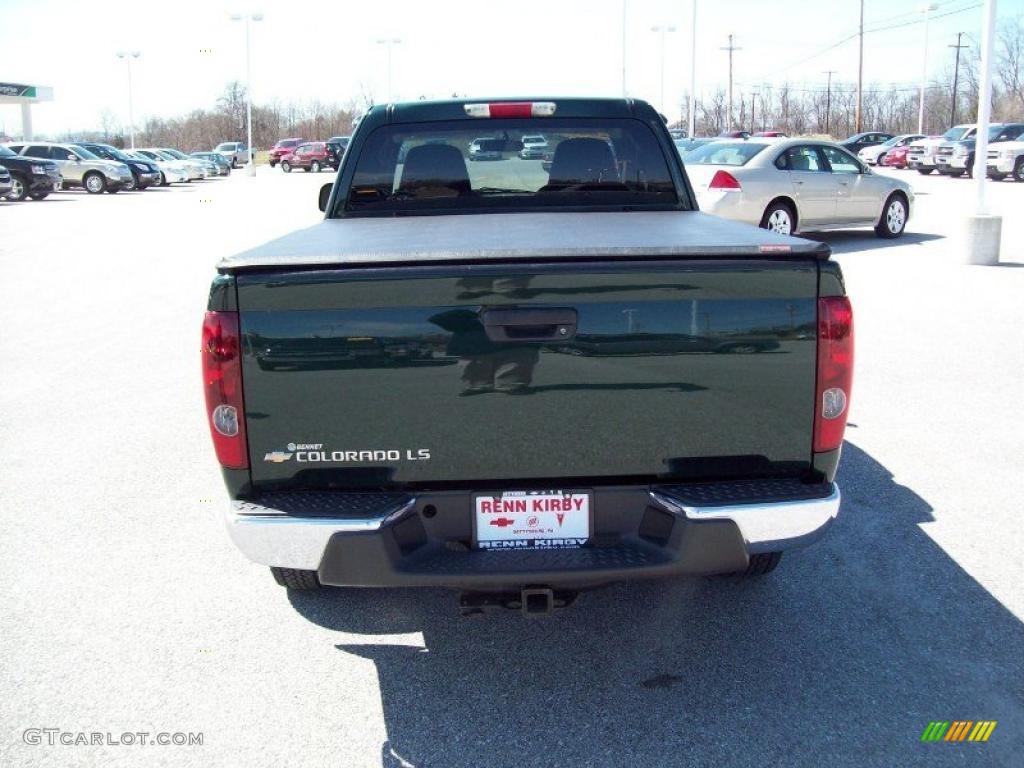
left=310, top=160, right=321, bottom=173
left=875, top=193, right=908, bottom=238
left=29, top=191, right=49, bottom=200
left=760, top=201, right=796, bottom=235
left=917, top=168, right=932, bottom=175
left=741, top=552, right=783, bottom=576
left=1015, top=158, right=1024, bottom=182
left=281, top=160, right=291, bottom=173
left=271, top=567, right=321, bottom=590
left=990, top=173, right=1007, bottom=181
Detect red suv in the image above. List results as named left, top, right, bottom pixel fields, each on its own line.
left=269, top=138, right=305, bottom=167
left=280, top=142, right=330, bottom=173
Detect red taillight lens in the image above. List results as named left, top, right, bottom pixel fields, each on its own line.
left=813, top=296, right=854, bottom=453
left=709, top=170, right=741, bottom=190
left=202, top=310, right=248, bottom=469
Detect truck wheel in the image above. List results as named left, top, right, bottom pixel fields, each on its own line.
left=876, top=193, right=908, bottom=238
left=29, top=191, right=50, bottom=200
left=1015, top=158, right=1024, bottom=182
left=760, top=201, right=795, bottom=235
left=271, top=567, right=321, bottom=590
left=84, top=172, right=106, bottom=194
left=281, top=160, right=292, bottom=173
left=310, top=160, right=321, bottom=173
left=917, top=168, right=932, bottom=175
left=231, top=157, right=239, bottom=169
left=989, top=173, right=1007, bottom=181
left=742, top=552, right=783, bottom=576
left=5, top=174, right=28, bottom=201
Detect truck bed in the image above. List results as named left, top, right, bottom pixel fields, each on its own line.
left=218, top=211, right=830, bottom=271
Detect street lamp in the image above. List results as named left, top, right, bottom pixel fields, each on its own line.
left=650, top=25, right=677, bottom=119
left=116, top=50, right=140, bottom=149
left=689, top=0, right=697, bottom=138
left=917, top=3, right=938, bottom=134
left=230, top=11, right=263, bottom=177
left=376, top=38, right=402, bottom=103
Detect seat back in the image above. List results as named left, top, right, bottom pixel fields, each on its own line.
left=398, top=144, right=471, bottom=198
left=546, top=138, right=619, bottom=186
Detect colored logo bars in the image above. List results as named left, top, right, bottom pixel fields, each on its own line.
left=921, top=721, right=997, bottom=742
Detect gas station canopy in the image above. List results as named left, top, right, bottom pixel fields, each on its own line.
left=0, top=81, right=55, bottom=140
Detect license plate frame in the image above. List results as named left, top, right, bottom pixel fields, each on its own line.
left=473, top=490, right=592, bottom=551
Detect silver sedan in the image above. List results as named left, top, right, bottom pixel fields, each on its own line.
left=685, top=138, right=914, bottom=238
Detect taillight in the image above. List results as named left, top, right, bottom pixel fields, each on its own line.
left=202, top=310, right=248, bottom=469
left=813, top=296, right=854, bottom=453
left=463, top=102, right=557, bottom=118
left=709, top=170, right=741, bottom=190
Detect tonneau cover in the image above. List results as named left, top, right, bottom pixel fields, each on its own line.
left=218, top=211, right=830, bottom=271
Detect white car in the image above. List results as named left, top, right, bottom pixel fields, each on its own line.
left=686, top=138, right=914, bottom=238
left=986, top=132, right=1024, bottom=181
left=156, top=147, right=212, bottom=180
left=857, top=134, right=925, bottom=166
left=138, top=148, right=206, bottom=181
left=906, top=125, right=976, bottom=174
left=127, top=149, right=189, bottom=185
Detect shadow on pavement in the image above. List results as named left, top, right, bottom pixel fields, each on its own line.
left=805, top=231, right=944, bottom=255
left=289, top=442, right=1024, bottom=767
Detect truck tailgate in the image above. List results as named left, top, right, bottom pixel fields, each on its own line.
left=237, top=260, right=819, bottom=489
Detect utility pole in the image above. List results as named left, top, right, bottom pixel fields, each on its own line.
left=651, top=25, right=677, bottom=118
left=621, top=0, right=627, bottom=97
left=918, top=3, right=938, bottom=134
left=855, top=0, right=864, bottom=132
left=689, top=0, right=697, bottom=138
left=949, top=32, right=968, bottom=126
left=720, top=34, right=741, bottom=128
left=751, top=86, right=759, bottom=133
left=823, top=70, right=836, bottom=136
left=376, top=38, right=402, bottom=103
left=116, top=51, right=140, bottom=149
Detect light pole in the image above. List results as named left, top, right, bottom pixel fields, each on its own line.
left=650, top=25, right=676, bottom=119
left=918, top=3, right=939, bottom=134
left=116, top=50, right=140, bottom=148
left=376, top=38, right=402, bottom=103
left=720, top=34, right=741, bottom=129
left=689, top=0, right=697, bottom=137
left=230, top=12, right=263, bottom=177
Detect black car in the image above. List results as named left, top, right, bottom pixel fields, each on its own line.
left=839, top=131, right=894, bottom=151
left=325, top=136, right=349, bottom=169
left=73, top=142, right=162, bottom=190
left=0, top=144, right=61, bottom=201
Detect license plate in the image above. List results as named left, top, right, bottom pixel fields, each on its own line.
left=474, top=490, right=591, bottom=550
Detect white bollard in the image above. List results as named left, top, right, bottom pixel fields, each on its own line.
left=963, top=214, right=1003, bottom=265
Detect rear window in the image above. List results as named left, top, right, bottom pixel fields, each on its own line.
left=341, top=118, right=679, bottom=216
left=684, top=141, right=767, bottom=166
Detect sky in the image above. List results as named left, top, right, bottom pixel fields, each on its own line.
left=1, top=0, right=1022, bottom=136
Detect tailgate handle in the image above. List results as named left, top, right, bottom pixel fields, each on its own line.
left=482, top=308, right=577, bottom=342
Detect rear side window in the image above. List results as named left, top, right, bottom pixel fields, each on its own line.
left=684, top=142, right=767, bottom=166
left=24, top=146, right=49, bottom=158
left=342, top=118, right=679, bottom=216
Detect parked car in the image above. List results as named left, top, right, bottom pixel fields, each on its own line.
left=191, top=151, right=232, bottom=175
left=519, top=134, right=549, bottom=159
left=753, top=130, right=787, bottom=138
left=214, top=141, right=252, bottom=168
left=880, top=144, right=912, bottom=169
left=675, top=137, right=715, bottom=158
left=685, top=138, right=912, bottom=238
left=207, top=98, right=851, bottom=604
left=127, top=149, right=190, bottom=185
left=718, top=130, right=751, bottom=139
left=668, top=128, right=688, bottom=140
left=934, top=123, right=1024, bottom=177
left=72, top=142, right=162, bottom=190
left=269, top=138, right=304, bottom=168
left=326, top=136, right=350, bottom=169
left=907, top=125, right=976, bottom=174
left=0, top=144, right=61, bottom=200
left=468, top=137, right=506, bottom=161
left=153, top=148, right=210, bottom=180
left=839, top=132, right=894, bottom=152
left=7, top=141, right=132, bottom=194
left=857, top=134, right=925, bottom=166
left=0, top=164, right=12, bottom=199
left=280, top=142, right=330, bottom=173
left=985, top=129, right=1024, bottom=181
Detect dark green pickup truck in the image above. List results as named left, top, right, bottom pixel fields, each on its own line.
left=202, top=98, right=853, bottom=614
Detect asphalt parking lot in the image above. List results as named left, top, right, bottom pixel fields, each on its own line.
left=1, top=167, right=1022, bottom=767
